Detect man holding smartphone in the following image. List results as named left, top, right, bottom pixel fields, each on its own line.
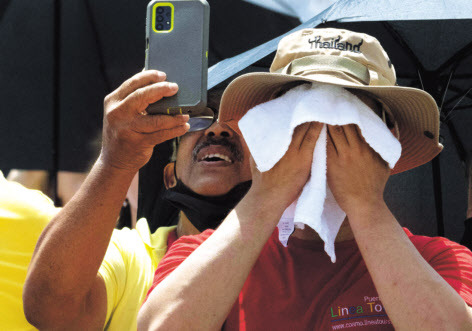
left=21, top=70, right=253, bottom=330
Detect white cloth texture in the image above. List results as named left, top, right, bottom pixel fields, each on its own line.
left=238, top=83, right=402, bottom=262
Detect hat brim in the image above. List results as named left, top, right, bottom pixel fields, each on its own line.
left=218, top=72, right=443, bottom=174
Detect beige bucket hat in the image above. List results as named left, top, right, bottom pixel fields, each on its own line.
left=218, top=28, right=443, bottom=174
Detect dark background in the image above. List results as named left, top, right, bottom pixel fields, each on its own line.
left=0, top=0, right=470, bottom=242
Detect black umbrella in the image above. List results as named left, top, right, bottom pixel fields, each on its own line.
left=205, top=0, right=472, bottom=241
left=0, top=0, right=298, bottom=227
left=2, top=1, right=470, bottom=240
left=317, top=19, right=472, bottom=239
left=0, top=0, right=298, bottom=171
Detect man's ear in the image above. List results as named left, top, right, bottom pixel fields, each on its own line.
left=163, top=162, right=177, bottom=189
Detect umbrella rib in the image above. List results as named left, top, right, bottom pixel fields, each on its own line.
left=50, top=0, right=62, bottom=204
left=443, top=87, right=472, bottom=122
left=417, top=70, right=425, bottom=90
left=446, top=104, right=472, bottom=112
left=439, top=70, right=454, bottom=112
left=443, top=85, right=472, bottom=107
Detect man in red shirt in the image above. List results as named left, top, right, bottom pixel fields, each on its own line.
left=139, top=28, right=472, bottom=330
left=22, top=72, right=253, bottom=329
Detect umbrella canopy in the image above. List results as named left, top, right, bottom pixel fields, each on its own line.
left=1, top=1, right=470, bottom=240
left=0, top=0, right=298, bottom=229
left=206, top=0, right=472, bottom=241
left=209, top=0, right=472, bottom=87
left=318, top=19, right=472, bottom=239
left=0, top=0, right=297, bottom=172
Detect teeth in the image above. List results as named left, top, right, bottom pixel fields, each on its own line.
left=202, top=153, right=232, bottom=163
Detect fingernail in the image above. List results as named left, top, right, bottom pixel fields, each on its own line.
left=169, top=82, right=178, bottom=89
left=157, top=71, right=166, bottom=79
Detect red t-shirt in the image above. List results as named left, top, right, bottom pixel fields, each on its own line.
left=147, top=228, right=472, bottom=330
left=166, top=228, right=178, bottom=248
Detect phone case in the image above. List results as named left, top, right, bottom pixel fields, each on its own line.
left=145, top=0, right=210, bottom=116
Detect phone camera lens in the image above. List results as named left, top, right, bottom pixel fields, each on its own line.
left=157, top=23, right=164, bottom=30
left=156, top=7, right=164, bottom=14
left=157, top=15, right=164, bottom=22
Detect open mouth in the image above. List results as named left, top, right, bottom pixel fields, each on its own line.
left=193, top=138, right=242, bottom=165
left=199, top=153, right=233, bottom=164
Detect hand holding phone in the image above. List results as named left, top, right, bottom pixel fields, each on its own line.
left=145, top=0, right=210, bottom=124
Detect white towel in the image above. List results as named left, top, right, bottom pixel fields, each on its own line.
left=239, top=83, right=401, bottom=262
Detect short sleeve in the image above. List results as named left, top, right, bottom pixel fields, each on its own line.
left=98, top=222, right=162, bottom=330
left=98, top=231, right=127, bottom=327
left=144, top=229, right=214, bottom=303
left=411, top=235, right=472, bottom=306
left=0, top=173, right=59, bottom=329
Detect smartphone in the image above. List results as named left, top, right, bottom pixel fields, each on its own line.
left=145, top=0, right=210, bottom=119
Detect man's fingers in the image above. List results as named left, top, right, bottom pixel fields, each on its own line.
left=290, top=123, right=311, bottom=150
left=114, top=70, right=167, bottom=101
left=327, top=125, right=349, bottom=153
left=144, top=123, right=190, bottom=145
left=342, top=124, right=363, bottom=150
left=121, top=81, right=179, bottom=114
left=134, top=114, right=189, bottom=133
left=299, top=122, right=322, bottom=152
left=326, top=131, right=338, bottom=166
left=327, top=127, right=338, bottom=155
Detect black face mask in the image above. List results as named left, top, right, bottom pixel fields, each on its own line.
left=162, top=179, right=252, bottom=232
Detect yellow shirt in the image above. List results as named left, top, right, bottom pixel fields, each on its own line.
left=98, top=221, right=176, bottom=330
left=0, top=173, right=60, bottom=330
left=0, top=172, right=176, bottom=330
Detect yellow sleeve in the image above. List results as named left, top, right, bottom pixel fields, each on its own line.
left=98, top=225, right=156, bottom=331
left=0, top=172, right=59, bottom=330
left=97, top=230, right=127, bottom=329
left=97, top=221, right=175, bottom=331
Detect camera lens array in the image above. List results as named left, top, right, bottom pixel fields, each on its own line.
left=155, top=5, right=172, bottom=31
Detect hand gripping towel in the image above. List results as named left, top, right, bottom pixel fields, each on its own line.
left=239, top=83, right=401, bottom=262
